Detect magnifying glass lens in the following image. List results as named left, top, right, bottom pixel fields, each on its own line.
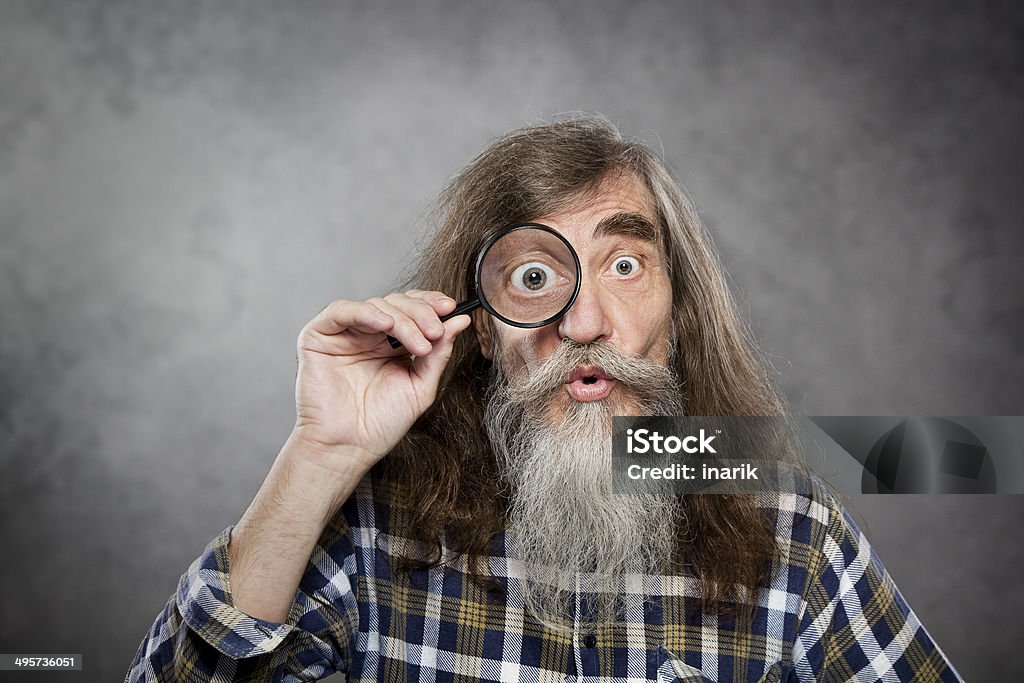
left=478, top=227, right=579, bottom=325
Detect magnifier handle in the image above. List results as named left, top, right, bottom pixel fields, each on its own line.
left=387, top=298, right=481, bottom=349
left=442, top=298, right=483, bottom=320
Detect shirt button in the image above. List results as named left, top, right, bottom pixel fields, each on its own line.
left=584, top=634, right=597, bottom=648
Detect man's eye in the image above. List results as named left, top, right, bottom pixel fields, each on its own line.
left=611, top=256, right=640, bottom=277
left=510, top=262, right=556, bottom=292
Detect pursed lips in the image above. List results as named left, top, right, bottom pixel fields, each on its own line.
left=564, top=364, right=615, bottom=401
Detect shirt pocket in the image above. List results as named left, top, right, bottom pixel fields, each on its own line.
left=656, top=646, right=795, bottom=683
left=753, top=660, right=796, bottom=683
left=656, top=645, right=714, bottom=683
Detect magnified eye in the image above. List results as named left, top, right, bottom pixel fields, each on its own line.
left=510, top=262, right=555, bottom=292
left=612, top=256, right=640, bottom=276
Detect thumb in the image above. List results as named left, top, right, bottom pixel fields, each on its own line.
left=410, top=314, right=473, bottom=392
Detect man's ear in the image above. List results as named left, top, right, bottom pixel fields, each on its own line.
left=472, top=309, right=494, bottom=360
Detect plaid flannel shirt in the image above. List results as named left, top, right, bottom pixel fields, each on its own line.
left=126, top=473, right=962, bottom=682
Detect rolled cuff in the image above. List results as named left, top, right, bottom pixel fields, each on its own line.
left=175, top=526, right=299, bottom=660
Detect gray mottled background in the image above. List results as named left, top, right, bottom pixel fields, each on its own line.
left=1, top=1, right=1022, bottom=681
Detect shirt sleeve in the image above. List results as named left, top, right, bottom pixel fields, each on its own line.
left=124, top=524, right=359, bottom=682
left=793, top=491, right=964, bottom=682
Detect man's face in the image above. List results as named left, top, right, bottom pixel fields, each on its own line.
left=476, top=173, right=674, bottom=416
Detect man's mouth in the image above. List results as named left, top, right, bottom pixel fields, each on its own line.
left=564, top=365, right=615, bottom=402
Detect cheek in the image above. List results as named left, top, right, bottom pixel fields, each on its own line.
left=633, top=314, right=672, bottom=359
left=617, top=287, right=672, bottom=356
left=649, top=277, right=674, bottom=341
left=494, top=328, right=544, bottom=377
left=653, top=305, right=675, bottom=359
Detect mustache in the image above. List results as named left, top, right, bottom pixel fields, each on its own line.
left=497, top=339, right=681, bottom=407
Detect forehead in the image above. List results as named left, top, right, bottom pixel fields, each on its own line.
left=532, top=173, right=659, bottom=245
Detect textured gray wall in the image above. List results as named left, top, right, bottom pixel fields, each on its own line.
left=1, top=1, right=1022, bottom=681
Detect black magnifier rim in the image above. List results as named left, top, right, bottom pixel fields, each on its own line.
left=473, top=222, right=582, bottom=329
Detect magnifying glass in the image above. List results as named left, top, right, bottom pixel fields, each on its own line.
left=388, top=223, right=582, bottom=349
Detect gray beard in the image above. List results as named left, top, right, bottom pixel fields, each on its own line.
left=483, top=339, right=685, bottom=629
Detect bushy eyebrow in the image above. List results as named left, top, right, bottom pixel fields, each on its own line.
left=592, top=212, right=659, bottom=242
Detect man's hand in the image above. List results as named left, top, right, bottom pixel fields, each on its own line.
left=227, top=290, right=471, bottom=624
left=291, top=290, right=472, bottom=472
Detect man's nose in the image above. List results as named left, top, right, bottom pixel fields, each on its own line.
left=556, top=279, right=613, bottom=344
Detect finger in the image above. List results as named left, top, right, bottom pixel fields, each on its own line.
left=369, top=297, right=434, bottom=355
left=411, top=313, right=474, bottom=392
left=309, top=300, right=394, bottom=336
left=382, top=292, right=448, bottom=341
left=405, top=290, right=458, bottom=316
